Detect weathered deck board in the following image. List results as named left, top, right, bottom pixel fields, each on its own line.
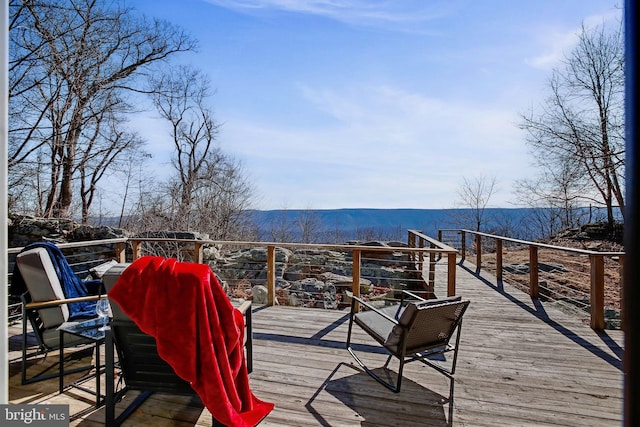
left=8, top=258, right=624, bottom=426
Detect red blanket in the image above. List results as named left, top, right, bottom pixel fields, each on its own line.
left=108, top=256, right=274, bottom=426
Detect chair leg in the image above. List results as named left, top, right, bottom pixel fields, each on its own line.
left=105, top=328, right=152, bottom=427
left=347, top=345, right=402, bottom=393
left=413, top=324, right=463, bottom=379
left=245, top=307, right=253, bottom=374
left=395, top=357, right=405, bottom=392
left=383, top=355, right=393, bottom=369
left=345, top=305, right=354, bottom=349
left=21, top=310, right=29, bottom=385
left=21, top=328, right=95, bottom=385
left=20, top=304, right=86, bottom=385
left=20, top=312, right=65, bottom=385
left=106, top=330, right=115, bottom=427
left=346, top=301, right=402, bottom=392
left=449, top=322, right=463, bottom=376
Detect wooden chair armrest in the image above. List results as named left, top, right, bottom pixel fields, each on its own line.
left=25, top=294, right=105, bottom=310
left=235, top=299, right=251, bottom=315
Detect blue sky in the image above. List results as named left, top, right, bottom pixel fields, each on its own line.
left=131, top=0, right=622, bottom=210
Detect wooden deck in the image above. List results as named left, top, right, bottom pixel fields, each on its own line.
left=8, top=258, right=624, bottom=426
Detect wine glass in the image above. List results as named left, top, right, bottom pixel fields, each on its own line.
left=96, top=298, right=111, bottom=331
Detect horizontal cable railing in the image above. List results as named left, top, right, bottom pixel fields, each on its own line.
left=438, top=229, right=624, bottom=330
left=128, top=233, right=459, bottom=310
left=7, top=238, right=128, bottom=324
left=7, top=232, right=458, bottom=320
left=7, top=229, right=621, bottom=330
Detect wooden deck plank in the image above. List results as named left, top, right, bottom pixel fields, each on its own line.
left=7, top=258, right=624, bottom=426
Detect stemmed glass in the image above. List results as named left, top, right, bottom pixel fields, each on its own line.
left=96, top=298, right=111, bottom=331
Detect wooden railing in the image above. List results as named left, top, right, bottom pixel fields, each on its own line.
left=438, top=229, right=625, bottom=331
left=8, top=230, right=621, bottom=330
left=7, top=233, right=459, bottom=316
left=128, top=233, right=459, bottom=307
left=407, top=229, right=458, bottom=296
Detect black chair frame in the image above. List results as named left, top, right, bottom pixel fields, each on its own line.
left=104, top=300, right=253, bottom=427
left=20, top=291, right=101, bottom=385
left=346, top=290, right=469, bottom=393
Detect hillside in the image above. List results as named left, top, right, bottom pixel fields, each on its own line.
left=480, top=233, right=623, bottom=328
left=249, top=207, right=537, bottom=241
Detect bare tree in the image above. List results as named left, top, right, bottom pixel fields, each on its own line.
left=456, top=174, right=498, bottom=232
left=268, top=209, right=295, bottom=243
left=327, top=221, right=349, bottom=244
left=112, top=153, right=154, bottom=229
left=186, top=152, right=254, bottom=240
left=77, top=122, right=147, bottom=223
left=295, top=208, right=323, bottom=243
left=8, top=0, right=195, bottom=220
left=354, top=226, right=401, bottom=242
left=150, top=66, right=219, bottom=223
left=519, top=21, right=625, bottom=230
left=148, top=65, right=254, bottom=239
left=514, top=153, right=591, bottom=238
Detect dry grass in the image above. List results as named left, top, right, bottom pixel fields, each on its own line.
left=477, top=238, right=623, bottom=328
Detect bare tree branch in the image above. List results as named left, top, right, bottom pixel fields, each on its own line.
left=518, top=21, right=625, bottom=230
left=8, top=0, right=196, bottom=220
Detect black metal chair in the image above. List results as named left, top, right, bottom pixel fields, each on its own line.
left=346, top=291, right=469, bottom=393
left=102, top=263, right=253, bottom=426
left=15, top=246, right=102, bottom=385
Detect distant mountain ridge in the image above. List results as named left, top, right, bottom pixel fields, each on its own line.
left=248, top=207, right=538, bottom=241
left=89, top=206, right=614, bottom=243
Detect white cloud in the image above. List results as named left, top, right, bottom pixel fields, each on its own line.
left=221, top=83, right=532, bottom=209
left=524, top=30, right=579, bottom=70
left=131, top=0, right=621, bottom=210
left=203, top=0, right=453, bottom=30
left=524, top=8, right=622, bottom=70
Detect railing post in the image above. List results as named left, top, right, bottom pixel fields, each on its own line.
left=428, top=243, right=436, bottom=290
left=590, top=254, right=605, bottom=331
left=352, top=249, right=361, bottom=311
left=529, top=246, right=539, bottom=298
left=419, top=236, right=425, bottom=273
left=496, top=239, right=503, bottom=282
left=194, top=242, right=204, bottom=264
left=131, top=240, right=142, bottom=260
left=475, top=234, right=482, bottom=270
left=447, top=252, right=456, bottom=296
left=115, top=242, right=127, bottom=263
left=408, top=231, right=416, bottom=264
left=267, top=246, right=276, bottom=306
left=619, top=255, right=625, bottom=331
left=460, top=230, right=466, bottom=262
